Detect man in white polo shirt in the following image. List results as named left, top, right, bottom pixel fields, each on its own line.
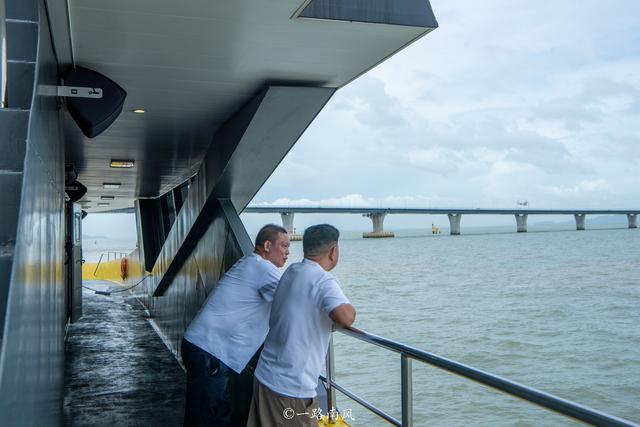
left=247, top=224, right=356, bottom=427
left=181, top=224, right=290, bottom=427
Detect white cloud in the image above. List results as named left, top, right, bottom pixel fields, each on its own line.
left=260, top=193, right=461, bottom=209
left=542, top=179, right=611, bottom=198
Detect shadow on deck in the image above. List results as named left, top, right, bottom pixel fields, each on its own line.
left=64, top=280, right=185, bottom=426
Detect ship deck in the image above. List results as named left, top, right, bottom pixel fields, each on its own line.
left=63, top=281, right=185, bottom=426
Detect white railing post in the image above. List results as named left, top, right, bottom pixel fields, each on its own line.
left=1, top=0, right=7, bottom=108
left=326, top=336, right=337, bottom=422
left=401, top=354, right=413, bottom=427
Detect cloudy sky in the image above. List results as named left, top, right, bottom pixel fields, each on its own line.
left=86, top=0, right=640, bottom=237
left=241, top=0, right=640, bottom=232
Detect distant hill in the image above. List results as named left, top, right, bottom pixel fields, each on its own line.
left=82, top=234, right=108, bottom=239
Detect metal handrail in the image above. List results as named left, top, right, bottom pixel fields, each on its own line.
left=322, top=326, right=639, bottom=427
left=93, top=253, right=104, bottom=277
left=1, top=0, right=7, bottom=108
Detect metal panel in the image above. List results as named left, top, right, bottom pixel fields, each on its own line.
left=136, top=198, right=165, bottom=272
left=0, top=173, right=22, bottom=247
left=0, top=109, right=28, bottom=170
left=0, top=247, right=13, bottom=337
left=6, top=20, right=37, bottom=62
left=5, top=61, right=34, bottom=108
left=5, top=0, right=37, bottom=21
left=0, top=2, right=66, bottom=424
left=299, top=0, right=438, bottom=28
left=219, top=199, right=253, bottom=256
left=65, top=202, right=82, bottom=323
left=1, top=0, right=6, bottom=108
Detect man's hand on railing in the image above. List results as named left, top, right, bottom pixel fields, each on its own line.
left=329, top=303, right=356, bottom=328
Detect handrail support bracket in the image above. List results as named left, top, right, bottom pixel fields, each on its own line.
left=401, top=355, right=413, bottom=427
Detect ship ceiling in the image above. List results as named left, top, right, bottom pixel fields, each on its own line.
left=45, top=0, right=437, bottom=212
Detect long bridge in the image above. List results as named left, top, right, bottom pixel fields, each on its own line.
left=243, top=206, right=640, bottom=237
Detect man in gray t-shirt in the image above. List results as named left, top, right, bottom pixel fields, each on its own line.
left=248, top=224, right=356, bottom=427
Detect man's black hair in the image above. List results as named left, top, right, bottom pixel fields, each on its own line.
left=303, top=224, right=339, bottom=257
left=255, top=224, right=287, bottom=247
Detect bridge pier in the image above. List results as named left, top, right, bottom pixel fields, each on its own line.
left=363, top=213, right=394, bottom=238
left=515, top=214, right=528, bottom=232
left=448, top=213, right=462, bottom=235
left=628, top=214, right=638, bottom=229
left=279, top=212, right=302, bottom=241
left=574, top=214, right=586, bottom=231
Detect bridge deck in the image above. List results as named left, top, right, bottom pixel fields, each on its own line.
left=244, top=206, right=640, bottom=215
left=63, top=281, right=185, bottom=426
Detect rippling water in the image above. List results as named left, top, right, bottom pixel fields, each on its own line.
left=284, top=225, right=640, bottom=426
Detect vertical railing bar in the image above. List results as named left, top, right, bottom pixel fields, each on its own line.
left=326, top=336, right=336, bottom=421
left=401, top=354, right=413, bottom=427
left=93, top=253, right=104, bottom=277
left=1, top=0, right=6, bottom=109
left=319, top=374, right=401, bottom=426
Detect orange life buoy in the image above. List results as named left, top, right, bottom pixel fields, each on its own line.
left=120, top=257, right=127, bottom=280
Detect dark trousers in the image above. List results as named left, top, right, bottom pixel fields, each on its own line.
left=182, top=338, right=232, bottom=427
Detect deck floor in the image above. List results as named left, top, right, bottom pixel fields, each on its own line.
left=64, top=280, right=185, bottom=426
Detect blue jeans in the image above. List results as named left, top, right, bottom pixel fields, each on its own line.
left=182, top=339, right=232, bottom=427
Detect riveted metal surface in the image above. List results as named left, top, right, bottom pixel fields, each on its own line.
left=0, top=3, right=66, bottom=424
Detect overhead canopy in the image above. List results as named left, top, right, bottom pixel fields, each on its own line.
left=45, top=0, right=437, bottom=212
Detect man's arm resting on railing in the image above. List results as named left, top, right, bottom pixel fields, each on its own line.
left=330, top=304, right=356, bottom=328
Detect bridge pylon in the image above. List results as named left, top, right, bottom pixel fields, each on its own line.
left=515, top=214, right=528, bottom=232
left=363, top=212, right=394, bottom=238
left=279, top=212, right=302, bottom=241
left=448, top=213, right=462, bottom=235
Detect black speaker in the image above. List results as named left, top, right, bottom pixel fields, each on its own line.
left=63, top=67, right=127, bottom=138
left=65, top=180, right=87, bottom=203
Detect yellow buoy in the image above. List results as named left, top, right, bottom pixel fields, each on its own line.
left=318, top=414, right=351, bottom=427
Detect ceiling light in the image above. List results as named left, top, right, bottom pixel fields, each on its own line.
left=100, top=196, right=115, bottom=200
left=132, top=108, right=145, bottom=114
left=97, top=203, right=109, bottom=207
left=103, top=182, right=121, bottom=189
left=110, top=160, right=135, bottom=168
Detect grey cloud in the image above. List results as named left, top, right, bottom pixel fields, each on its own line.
left=347, top=77, right=409, bottom=129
